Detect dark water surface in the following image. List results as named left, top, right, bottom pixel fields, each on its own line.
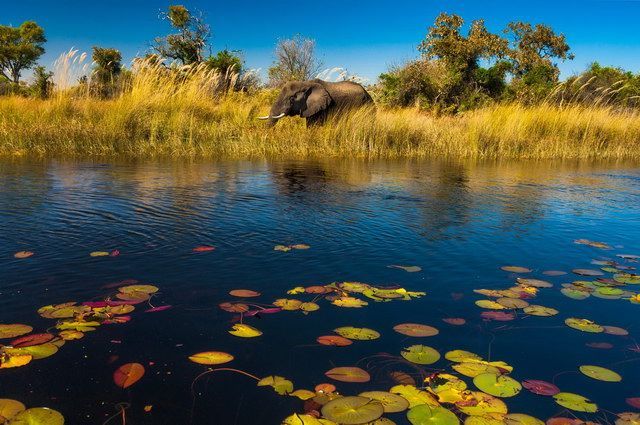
left=1, top=159, right=639, bottom=425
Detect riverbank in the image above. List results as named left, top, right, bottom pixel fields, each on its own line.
left=2, top=93, right=640, bottom=160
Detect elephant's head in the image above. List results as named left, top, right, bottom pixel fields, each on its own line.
left=258, top=80, right=331, bottom=125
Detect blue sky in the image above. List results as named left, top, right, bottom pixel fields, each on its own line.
left=4, top=0, right=640, bottom=82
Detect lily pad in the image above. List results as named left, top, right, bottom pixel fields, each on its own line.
left=389, top=385, right=440, bottom=408
left=401, top=345, right=441, bottom=365
left=521, top=379, right=560, bottom=396
left=325, top=367, right=370, bottom=383
left=473, top=373, right=522, bottom=397
left=504, top=414, right=544, bottom=425
left=393, top=323, right=439, bottom=337
left=565, top=318, right=603, bottom=333
left=501, top=266, right=532, bottom=273
left=230, top=289, right=261, bottom=298
left=274, top=299, right=303, bottom=310
left=258, top=376, right=294, bottom=395
left=603, top=325, right=629, bottom=336
left=445, top=350, right=482, bottom=363
left=0, top=399, right=25, bottom=421
left=334, top=327, right=380, bottom=340
left=523, top=305, right=559, bottom=317
left=7, top=407, right=64, bottom=425
left=516, top=278, right=553, bottom=288
left=455, top=391, right=507, bottom=416
left=321, top=396, right=384, bottom=425
left=497, top=298, right=529, bottom=309
left=475, top=300, right=506, bottom=310
left=573, top=269, right=604, bottom=277
left=359, top=391, right=409, bottom=413
left=579, top=365, right=622, bottom=382
left=561, top=288, right=591, bottom=300
left=0, top=324, right=33, bottom=339
left=406, top=404, right=459, bottom=425
left=229, top=324, right=262, bottom=338
left=113, top=363, right=145, bottom=388
left=13, top=251, right=34, bottom=259
left=189, top=351, right=234, bottom=365
left=553, top=392, right=597, bottom=412
left=332, top=297, right=368, bottom=308
left=317, top=335, right=353, bottom=347
left=282, top=414, right=325, bottom=424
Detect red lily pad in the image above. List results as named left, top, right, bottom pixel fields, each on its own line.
left=113, top=363, right=145, bottom=388
left=586, top=342, right=613, bottom=349
left=442, top=318, right=466, bottom=326
left=193, top=245, right=215, bottom=252
left=522, top=379, right=560, bottom=396
left=573, top=269, right=604, bottom=276
left=10, top=333, right=55, bottom=348
left=481, top=311, right=515, bottom=321
left=145, top=305, right=172, bottom=313
left=219, top=302, right=249, bottom=313
left=229, top=289, right=261, bottom=298
left=626, top=397, right=640, bottom=409
left=317, top=335, right=353, bottom=347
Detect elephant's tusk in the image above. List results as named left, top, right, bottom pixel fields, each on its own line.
left=256, top=116, right=271, bottom=120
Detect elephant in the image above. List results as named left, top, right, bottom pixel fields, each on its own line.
left=258, top=79, right=374, bottom=126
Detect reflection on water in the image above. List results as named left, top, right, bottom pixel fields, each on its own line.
left=1, top=158, right=639, bottom=424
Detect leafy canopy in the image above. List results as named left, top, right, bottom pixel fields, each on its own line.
left=0, top=21, right=46, bottom=83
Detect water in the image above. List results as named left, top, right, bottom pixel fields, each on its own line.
left=1, top=159, right=639, bottom=424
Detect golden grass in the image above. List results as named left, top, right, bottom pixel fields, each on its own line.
left=1, top=58, right=640, bottom=160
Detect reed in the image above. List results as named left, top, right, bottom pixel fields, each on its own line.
left=1, top=54, right=639, bottom=160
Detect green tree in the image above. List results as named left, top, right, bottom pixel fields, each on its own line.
left=418, top=13, right=508, bottom=79
left=0, top=21, right=46, bottom=83
left=268, top=35, right=322, bottom=87
left=505, top=22, right=573, bottom=80
left=153, top=5, right=210, bottom=65
left=205, top=49, right=243, bottom=74
left=92, top=47, right=122, bottom=84
left=31, top=65, right=53, bottom=98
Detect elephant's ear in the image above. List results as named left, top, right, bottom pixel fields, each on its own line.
left=302, top=83, right=331, bottom=118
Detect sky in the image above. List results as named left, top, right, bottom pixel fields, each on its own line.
left=4, top=0, right=640, bottom=83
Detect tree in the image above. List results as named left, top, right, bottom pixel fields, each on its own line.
left=418, top=13, right=508, bottom=78
left=92, top=47, right=122, bottom=84
left=505, top=22, right=573, bottom=80
left=31, top=65, right=53, bottom=98
left=153, top=5, right=210, bottom=65
left=0, top=21, right=46, bottom=83
left=206, top=49, right=243, bottom=74
left=268, top=35, right=322, bottom=87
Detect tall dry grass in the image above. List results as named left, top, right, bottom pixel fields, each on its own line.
left=1, top=53, right=639, bottom=159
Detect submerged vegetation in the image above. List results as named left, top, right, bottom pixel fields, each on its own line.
left=1, top=7, right=640, bottom=159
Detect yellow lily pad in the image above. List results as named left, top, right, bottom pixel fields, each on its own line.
left=290, top=390, right=316, bottom=401
left=475, top=300, right=506, bottom=310
left=274, top=299, right=303, bottom=311
left=321, top=396, right=384, bottom=425
left=473, top=373, right=522, bottom=397
left=5, top=407, right=64, bottom=425
left=565, top=318, right=603, bottom=333
left=229, top=323, right=262, bottom=338
left=0, top=399, right=25, bottom=421
left=401, top=345, right=441, bottom=365
left=553, top=392, right=598, bottom=412
left=579, top=365, right=622, bottom=382
left=258, top=375, right=294, bottom=395
left=0, top=324, right=33, bottom=339
left=188, top=351, right=234, bottom=365
left=455, top=391, right=508, bottom=416
left=389, top=385, right=440, bottom=408
left=359, top=391, right=409, bottom=413
left=445, top=350, right=482, bottom=363
left=407, top=404, right=460, bottom=425
left=332, top=297, right=368, bottom=308
left=523, top=305, right=558, bottom=317
left=334, top=327, right=380, bottom=340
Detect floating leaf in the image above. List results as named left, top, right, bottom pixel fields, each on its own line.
left=274, top=299, right=303, bottom=311
left=565, top=318, right=603, bottom=333
left=406, top=404, right=459, bottom=425
left=229, top=324, right=262, bottom=338
left=390, top=385, right=440, bottom=408
left=615, top=413, right=640, bottom=425
left=455, top=391, right=508, bottom=416
left=481, top=311, right=515, bottom=321
left=0, top=399, right=25, bottom=422
left=497, top=298, right=529, bottom=309
left=300, top=302, right=320, bottom=312
left=6, top=343, right=58, bottom=360
left=274, top=245, right=292, bottom=252
left=579, top=365, right=622, bottom=382
left=401, top=345, right=441, bottom=365
left=0, top=352, right=32, bottom=369
left=442, top=318, right=466, bottom=326
left=193, top=245, right=215, bottom=252
left=504, top=414, right=545, bottom=425
left=321, top=396, right=384, bottom=424
left=290, top=389, right=316, bottom=400
left=258, top=376, right=294, bottom=395
left=332, top=297, right=368, bottom=308
left=542, top=270, right=567, bottom=276
left=603, top=325, right=629, bottom=336
left=393, top=323, right=439, bottom=337
left=473, top=373, right=522, bottom=397
left=287, top=287, right=306, bottom=295
left=145, top=305, right=172, bottom=313
left=325, top=367, right=370, bottom=383
left=10, top=333, right=54, bottom=348
left=574, top=239, right=611, bottom=249
left=317, top=335, right=353, bottom=347
left=475, top=300, right=506, bottom=310
left=291, top=244, right=310, bottom=250
left=229, top=289, right=261, bottom=298
left=113, top=363, right=145, bottom=388
left=56, top=320, right=100, bottom=332
left=119, top=285, right=158, bottom=294
left=306, top=286, right=329, bottom=294
left=516, top=278, right=553, bottom=288
left=573, top=269, right=604, bottom=277
left=389, top=265, right=422, bottom=273
left=521, top=380, right=560, bottom=396
left=338, top=282, right=371, bottom=293
left=501, top=266, right=531, bottom=273
left=13, top=251, right=34, bottom=259
left=523, top=305, right=559, bottom=317
left=359, top=391, right=409, bottom=413
left=333, top=327, right=380, bottom=340
left=553, top=392, right=597, bottom=412
left=561, top=288, right=590, bottom=300
left=626, top=398, right=640, bottom=409
left=281, top=414, right=325, bottom=424
left=59, top=330, right=84, bottom=341
left=614, top=273, right=640, bottom=284
left=0, top=324, right=33, bottom=339
left=189, top=351, right=234, bottom=365
left=90, top=251, right=110, bottom=257
left=445, top=350, right=482, bottom=363
left=315, top=383, right=337, bottom=393
left=7, top=407, right=64, bottom=425
left=452, top=362, right=501, bottom=378
left=219, top=302, right=249, bottom=313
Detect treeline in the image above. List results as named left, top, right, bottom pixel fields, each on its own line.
left=1, top=7, right=639, bottom=111
left=376, top=13, right=640, bottom=112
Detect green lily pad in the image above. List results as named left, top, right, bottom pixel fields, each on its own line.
left=321, top=396, right=384, bottom=425
left=579, top=365, right=622, bottom=382
left=7, top=407, right=65, bottom=425
left=473, top=373, right=522, bottom=397
left=407, top=404, right=459, bottom=425
left=401, top=345, right=441, bottom=365
left=553, top=392, right=598, bottom=412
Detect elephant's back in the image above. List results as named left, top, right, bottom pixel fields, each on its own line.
left=321, top=80, right=373, bottom=106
